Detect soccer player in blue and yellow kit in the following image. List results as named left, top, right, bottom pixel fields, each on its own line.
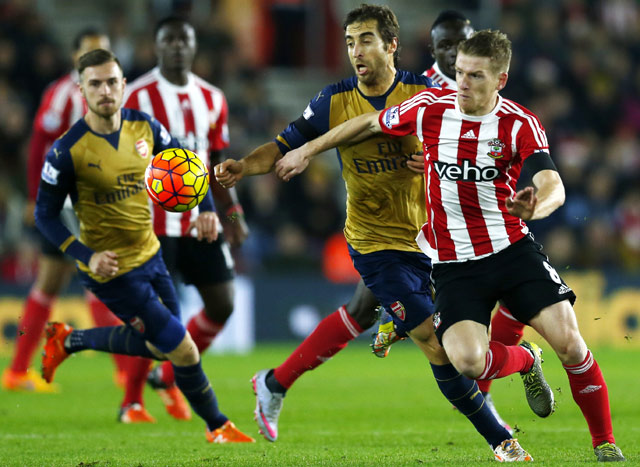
left=216, top=4, right=530, bottom=460
left=35, top=49, right=253, bottom=443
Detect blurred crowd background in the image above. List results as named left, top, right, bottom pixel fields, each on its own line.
left=0, top=0, right=638, bottom=289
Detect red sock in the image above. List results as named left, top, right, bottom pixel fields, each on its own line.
left=158, top=310, right=225, bottom=387
left=478, top=341, right=533, bottom=380
left=122, top=357, right=152, bottom=407
left=186, top=309, right=224, bottom=353
left=273, top=306, right=363, bottom=389
left=86, top=291, right=129, bottom=374
left=478, top=306, right=526, bottom=392
left=564, top=350, right=614, bottom=447
left=11, top=289, right=54, bottom=373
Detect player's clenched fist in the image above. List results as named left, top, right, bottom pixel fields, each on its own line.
left=89, top=251, right=119, bottom=278
left=214, top=159, right=244, bottom=188
left=189, top=211, right=220, bottom=243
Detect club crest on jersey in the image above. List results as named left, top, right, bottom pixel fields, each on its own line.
left=135, top=139, right=149, bottom=158
left=487, top=139, right=505, bottom=159
left=390, top=301, right=406, bottom=321
left=129, top=316, right=145, bottom=334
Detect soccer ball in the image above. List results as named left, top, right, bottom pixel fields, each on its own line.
left=145, top=148, right=209, bottom=212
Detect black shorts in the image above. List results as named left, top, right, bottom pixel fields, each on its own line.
left=159, top=234, right=235, bottom=287
left=431, top=234, right=577, bottom=342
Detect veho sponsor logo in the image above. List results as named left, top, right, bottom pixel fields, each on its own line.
left=433, top=159, right=500, bottom=182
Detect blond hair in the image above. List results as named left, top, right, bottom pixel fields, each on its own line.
left=458, top=29, right=512, bottom=74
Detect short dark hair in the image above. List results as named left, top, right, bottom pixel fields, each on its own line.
left=343, top=4, right=400, bottom=65
left=430, top=10, right=469, bottom=32
left=77, top=49, right=122, bottom=75
left=73, top=28, right=105, bottom=51
left=458, top=29, right=512, bottom=74
left=154, top=15, right=192, bottom=39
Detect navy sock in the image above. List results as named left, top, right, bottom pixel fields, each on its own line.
left=431, top=363, right=510, bottom=449
left=173, top=360, right=228, bottom=431
left=64, top=326, right=158, bottom=359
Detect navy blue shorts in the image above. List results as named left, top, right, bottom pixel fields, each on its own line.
left=348, top=245, right=434, bottom=335
left=78, top=249, right=186, bottom=353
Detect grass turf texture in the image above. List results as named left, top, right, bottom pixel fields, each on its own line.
left=1, top=343, right=638, bottom=466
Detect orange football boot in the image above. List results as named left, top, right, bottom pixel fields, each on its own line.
left=41, top=323, right=73, bottom=383
left=206, top=421, right=255, bottom=443
left=2, top=368, right=59, bottom=393
left=156, top=385, right=192, bottom=420
left=119, top=403, right=157, bottom=423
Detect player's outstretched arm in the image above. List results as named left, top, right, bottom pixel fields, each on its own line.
left=214, top=142, right=282, bottom=188
left=506, top=170, right=565, bottom=221
left=275, top=111, right=382, bottom=181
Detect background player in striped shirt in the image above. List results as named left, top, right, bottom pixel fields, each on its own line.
left=121, top=16, right=248, bottom=424
left=2, top=29, right=129, bottom=393
left=216, top=5, right=532, bottom=461
left=37, top=48, right=254, bottom=444
left=276, top=29, right=625, bottom=463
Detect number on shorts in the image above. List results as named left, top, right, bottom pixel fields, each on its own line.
left=543, top=261, right=561, bottom=284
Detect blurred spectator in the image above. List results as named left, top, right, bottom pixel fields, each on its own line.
left=0, top=0, right=639, bottom=276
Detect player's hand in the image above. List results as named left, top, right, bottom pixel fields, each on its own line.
left=506, top=186, right=537, bottom=220
left=89, top=251, right=119, bottom=278
left=222, top=212, right=249, bottom=247
left=274, top=147, right=311, bottom=181
left=214, top=159, right=244, bottom=188
left=189, top=211, right=220, bottom=243
left=23, top=200, right=36, bottom=227
left=407, top=153, right=425, bottom=174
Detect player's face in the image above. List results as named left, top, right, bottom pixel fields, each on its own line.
left=345, top=20, right=396, bottom=86
left=156, top=22, right=196, bottom=71
left=455, top=52, right=507, bottom=116
left=73, top=35, right=111, bottom=66
left=430, top=21, right=473, bottom=80
left=80, top=61, right=126, bottom=119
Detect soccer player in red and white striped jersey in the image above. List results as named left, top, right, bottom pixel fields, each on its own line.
left=2, top=30, right=128, bottom=394
left=423, top=11, right=473, bottom=90
left=276, top=29, right=625, bottom=462
left=121, top=16, right=248, bottom=423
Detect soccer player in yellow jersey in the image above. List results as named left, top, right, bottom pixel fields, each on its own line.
left=215, top=4, right=531, bottom=460
left=35, top=49, right=253, bottom=443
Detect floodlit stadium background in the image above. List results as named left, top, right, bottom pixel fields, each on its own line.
left=0, top=0, right=638, bottom=353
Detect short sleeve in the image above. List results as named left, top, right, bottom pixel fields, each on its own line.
left=209, top=93, right=229, bottom=151
left=515, top=113, right=550, bottom=161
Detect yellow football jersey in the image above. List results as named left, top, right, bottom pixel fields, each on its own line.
left=36, top=108, right=180, bottom=281
left=276, top=71, right=435, bottom=254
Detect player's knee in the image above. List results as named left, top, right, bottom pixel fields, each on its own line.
left=203, top=300, right=233, bottom=323
left=446, top=345, right=486, bottom=379
left=552, top=331, right=587, bottom=365
left=345, top=303, right=377, bottom=329
left=166, top=332, right=199, bottom=366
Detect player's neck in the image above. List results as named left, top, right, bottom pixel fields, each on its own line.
left=85, top=109, right=122, bottom=134
left=357, top=65, right=397, bottom=97
left=161, top=68, right=189, bottom=86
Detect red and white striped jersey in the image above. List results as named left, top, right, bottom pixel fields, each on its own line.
left=27, top=72, right=86, bottom=201
left=124, top=67, right=230, bottom=237
left=379, top=87, right=550, bottom=263
left=423, top=63, right=457, bottom=90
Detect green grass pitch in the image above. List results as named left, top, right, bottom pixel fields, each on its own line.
left=1, top=343, right=638, bottom=465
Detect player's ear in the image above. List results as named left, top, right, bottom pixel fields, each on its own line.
left=496, top=72, right=508, bottom=91
left=387, top=37, right=398, bottom=56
